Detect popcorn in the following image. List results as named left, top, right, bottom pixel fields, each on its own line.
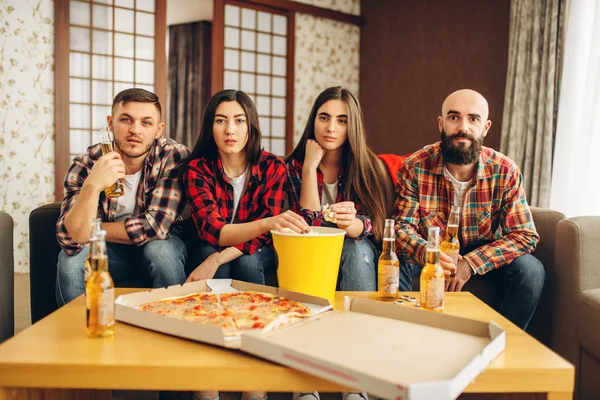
left=322, top=204, right=337, bottom=223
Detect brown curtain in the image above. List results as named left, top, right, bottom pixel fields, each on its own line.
left=500, top=0, right=567, bottom=208
left=167, top=21, right=211, bottom=148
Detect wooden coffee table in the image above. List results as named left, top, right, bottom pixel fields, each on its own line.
left=0, top=291, right=574, bottom=399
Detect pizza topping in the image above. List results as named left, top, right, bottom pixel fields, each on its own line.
left=138, top=290, right=312, bottom=337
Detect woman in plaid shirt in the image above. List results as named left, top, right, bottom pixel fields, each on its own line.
left=182, top=90, right=309, bottom=286
left=286, top=86, right=391, bottom=293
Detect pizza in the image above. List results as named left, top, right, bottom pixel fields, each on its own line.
left=138, top=291, right=312, bottom=337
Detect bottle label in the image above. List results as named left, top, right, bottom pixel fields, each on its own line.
left=379, top=263, right=399, bottom=294
left=425, top=277, right=444, bottom=310
left=98, top=288, right=115, bottom=326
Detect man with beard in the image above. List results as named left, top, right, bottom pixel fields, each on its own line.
left=394, top=89, right=544, bottom=330
left=55, top=88, right=189, bottom=307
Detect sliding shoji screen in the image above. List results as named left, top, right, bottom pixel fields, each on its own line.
left=55, top=0, right=166, bottom=200
left=221, top=1, right=294, bottom=156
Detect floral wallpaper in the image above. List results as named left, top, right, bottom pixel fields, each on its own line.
left=293, top=5, right=360, bottom=144
left=0, top=0, right=54, bottom=273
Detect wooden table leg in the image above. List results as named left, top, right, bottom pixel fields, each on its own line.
left=0, top=387, right=113, bottom=399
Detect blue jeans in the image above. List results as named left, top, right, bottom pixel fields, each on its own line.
left=399, top=254, right=545, bottom=330
left=337, top=237, right=378, bottom=291
left=55, top=235, right=187, bottom=307
left=188, top=243, right=276, bottom=285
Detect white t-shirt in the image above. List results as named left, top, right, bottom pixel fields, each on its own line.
left=230, top=169, right=248, bottom=223
left=321, top=180, right=338, bottom=206
left=115, top=170, right=143, bottom=221
left=443, top=165, right=471, bottom=208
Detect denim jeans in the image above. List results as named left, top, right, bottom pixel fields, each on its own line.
left=399, top=253, right=545, bottom=330
left=337, top=237, right=378, bottom=291
left=187, top=243, right=276, bottom=285
left=55, top=235, right=187, bottom=307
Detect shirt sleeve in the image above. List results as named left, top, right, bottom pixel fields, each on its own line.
left=394, top=161, right=428, bottom=265
left=285, top=160, right=325, bottom=226
left=462, top=168, right=540, bottom=274
left=123, top=144, right=190, bottom=245
left=183, top=160, right=228, bottom=248
left=233, top=158, right=287, bottom=254
left=55, top=157, right=91, bottom=256
left=354, top=214, right=373, bottom=240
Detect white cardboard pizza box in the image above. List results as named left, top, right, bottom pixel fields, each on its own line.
left=114, top=279, right=332, bottom=349
left=240, top=296, right=506, bottom=400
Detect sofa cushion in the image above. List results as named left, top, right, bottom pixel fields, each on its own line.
left=579, top=288, right=600, bottom=359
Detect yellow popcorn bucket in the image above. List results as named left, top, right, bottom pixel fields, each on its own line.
left=272, top=227, right=346, bottom=303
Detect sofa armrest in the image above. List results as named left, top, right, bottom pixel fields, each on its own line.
left=553, top=216, right=600, bottom=387
left=29, top=202, right=62, bottom=323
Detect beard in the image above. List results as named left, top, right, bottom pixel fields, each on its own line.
left=440, top=129, right=483, bottom=165
left=115, top=136, right=154, bottom=159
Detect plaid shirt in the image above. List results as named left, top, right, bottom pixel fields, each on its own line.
left=286, top=158, right=372, bottom=240
left=183, top=151, right=287, bottom=255
left=394, top=142, right=539, bottom=275
left=56, top=137, right=190, bottom=256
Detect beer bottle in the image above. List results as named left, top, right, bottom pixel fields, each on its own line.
left=86, top=230, right=115, bottom=337
left=84, top=218, right=102, bottom=289
left=420, top=226, right=444, bottom=312
left=440, top=205, right=461, bottom=282
left=100, top=126, right=124, bottom=198
left=377, top=219, right=400, bottom=301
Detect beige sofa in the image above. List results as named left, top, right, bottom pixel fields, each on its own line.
left=554, top=216, right=600, bottom=399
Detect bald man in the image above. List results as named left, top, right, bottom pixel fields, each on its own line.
left=394, top=89, right=544, bottom=330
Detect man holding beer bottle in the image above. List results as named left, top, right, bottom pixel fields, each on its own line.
left=393, top=89, right=544, bottom=330
left=55, top=88, right=190, bottom=306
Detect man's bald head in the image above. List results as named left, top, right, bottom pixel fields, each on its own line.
left=441, top=89, right=489, bottom=122
left=438, top=89, right=492, bottom=165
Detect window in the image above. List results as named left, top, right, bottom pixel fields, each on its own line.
left=54, top=0, right=166, bottom=200
left=215, top=1, right=294, bottom=156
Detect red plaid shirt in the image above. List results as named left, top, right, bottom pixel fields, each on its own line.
left=56, top=137, right=190, bottom=256
left=394, top=142, right=539, bottom=274
left=183, top=151, right=287, bottom=254
left=286, top=158, right=372, bottom=240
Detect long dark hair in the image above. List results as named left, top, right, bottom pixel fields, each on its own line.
left=287, top=86, right=390, bottom=242
left=182, top=89, right=262, bottom=168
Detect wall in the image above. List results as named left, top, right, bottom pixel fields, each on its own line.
left=360, top=0, right=510, bottom=155
left=293, top=13, right=360, bottom=143
left=167, top=0, right=212, bottom=25
left=0, top=0, right=54, bottom=273
left=292, top=0, right=360, bottom=143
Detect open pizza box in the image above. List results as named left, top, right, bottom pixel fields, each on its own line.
left=240, top=296, right=506, bottom=400
left=114, top=279, right=332, bottom=349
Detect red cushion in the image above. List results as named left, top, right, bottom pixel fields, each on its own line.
left=378, top=153, right=408, bottom=182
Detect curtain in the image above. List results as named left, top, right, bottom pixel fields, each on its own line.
left=550, top=0, right=600, bottom=217
left=500, top=0, right=567, bottom=208
left=167, top=21, right=212, bottom=149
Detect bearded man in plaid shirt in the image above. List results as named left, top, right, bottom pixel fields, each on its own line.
left=55, top=88, right=189, bottom=307
left=394, top=89, right=544, bottom=330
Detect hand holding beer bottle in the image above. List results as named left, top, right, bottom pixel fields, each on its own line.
left=440, top=205, right=461, bottom=283
left=100, top=127, right=124, bottom=197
